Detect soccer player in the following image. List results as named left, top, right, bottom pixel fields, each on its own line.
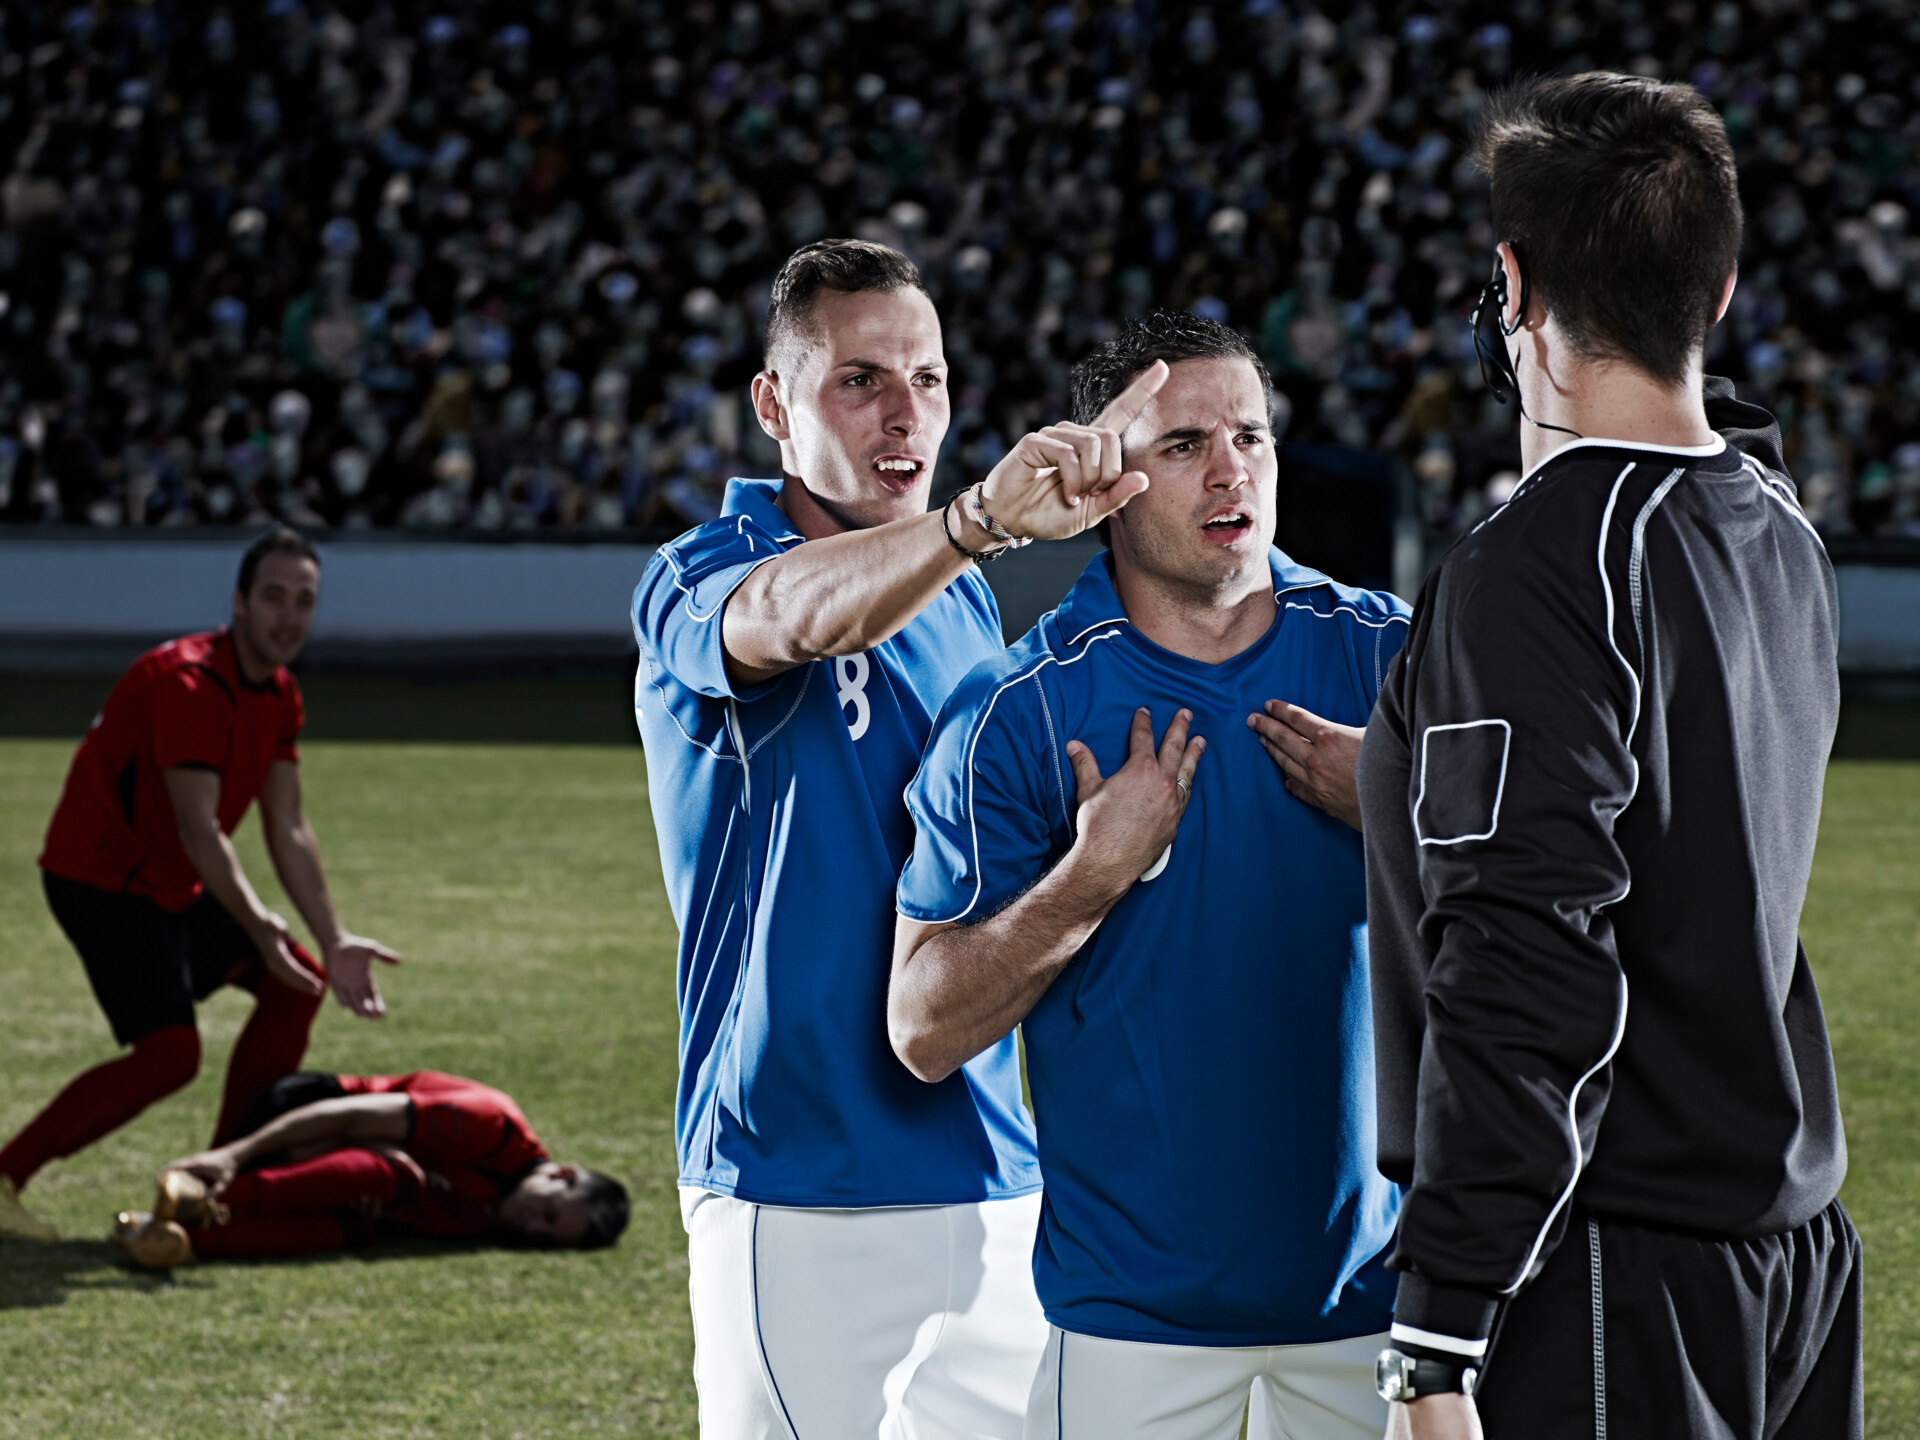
left=0, top=526, right=398, bottom=1244
left=631, top=239, right=1166, bottom=1437
left=1358, top=75, right=1859, bottom=1439
left=111, top=1069, right=629, bottom=1266
left=890, top=311, right=1411, bottom=1440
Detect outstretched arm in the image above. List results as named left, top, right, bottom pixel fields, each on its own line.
left=165, top=1092, right=413, bottom=1193
left=164, top=766, right=324, bottom=999
left=889, top=707, right=1204, bottom=1082
left=258, top=760, right=400, bottom=1019
left=723, top=362, right=1170, bottom=686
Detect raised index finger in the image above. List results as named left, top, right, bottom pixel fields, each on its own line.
left=1093, top=359, right=1170, bottom=438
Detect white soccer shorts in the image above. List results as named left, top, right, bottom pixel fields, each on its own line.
left=682, top=1187, right=1047, bottom=1439
left=1022, top=1324, right=1391, bottom=1440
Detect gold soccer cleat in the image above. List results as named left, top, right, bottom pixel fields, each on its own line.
left=0, top=1175, right=58, bottom=1242
left=154, top=1169, right=227, bottom=1228
left=111, top=1211, right=194, bottom=1270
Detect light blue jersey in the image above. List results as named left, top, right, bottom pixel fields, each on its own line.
left=898, top=550, right=1409, bottom=1345
left=633, top=477, right=1041, bottom=1207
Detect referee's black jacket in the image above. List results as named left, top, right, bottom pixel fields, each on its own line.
left=1356, top=378, right=1846, bottom=1353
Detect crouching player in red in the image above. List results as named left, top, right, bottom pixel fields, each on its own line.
left=112, top=1070, right=630, bottom=1266
left=0, top=527, right=398, bottom=1243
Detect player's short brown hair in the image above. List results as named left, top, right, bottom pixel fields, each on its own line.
left=1475, top=72, right=1742, bottom=388
left=236, top=525, right=320, bottom=597
left=763, top=239, right=926, bottom=371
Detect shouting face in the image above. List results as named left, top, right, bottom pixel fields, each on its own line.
left=754, top=286, right=951, bottom=531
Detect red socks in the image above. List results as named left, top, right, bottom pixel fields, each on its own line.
left=190, top=1215, right=349, bottom=1259
left=191, top=1149, right=401, bottom=1259
left=0, top=1025, right=201, bottom=1189
left=221, top=1149, right=401, bottom=1216
left=212, top=941, right=327, bottom=1146
left=0, top=941, right=327, bottom=1190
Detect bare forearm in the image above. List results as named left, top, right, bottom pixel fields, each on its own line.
left=723, top=506, right=978, bottom=680
left=891, top=848, right=1125, bottom=1083
left=181, top=824, right=277, bottom=937
left=224, top=1096, right=408, bottom=1168
left=267, top=821, right=343, bottom=952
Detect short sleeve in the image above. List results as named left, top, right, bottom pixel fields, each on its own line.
left=409, top=1095, right=508, bottom=1169
left=151, top=666, right=232, bottom=770
left=1340, top=587, right=1412, bottom=710
left=898, top=661, right=1065, bottom=925
left=277, top=676, right=305, bottom=762
left=631, top=515, right=789, bottom=701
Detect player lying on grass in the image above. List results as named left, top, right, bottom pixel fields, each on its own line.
left=632, top=238, right=1167, bottom=1436
left=0, top=527, right=398, bottom=1246
left=890, top=311, right=1411, bottom=1440
left=110, top=1070, right=629, bottom=1267
left=1359, top=74, right=1858, bottom=1440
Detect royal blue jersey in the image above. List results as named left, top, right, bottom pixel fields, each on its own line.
left=633, top=477, right=1041, bottom=1207
left=898, top=550, right=1409, bottom=1345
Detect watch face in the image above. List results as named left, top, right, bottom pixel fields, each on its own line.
left=1375, top=1350, right=1412, bottom=1402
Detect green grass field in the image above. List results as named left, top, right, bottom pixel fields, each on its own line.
left=0, top=684, right=1915, bottom=1438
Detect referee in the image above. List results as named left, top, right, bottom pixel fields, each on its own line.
left=1358, top=75, right=1859, bottom=1438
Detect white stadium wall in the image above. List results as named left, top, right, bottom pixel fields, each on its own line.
left=0, top=533, right=1112, bottom=671
left=0, top=533, right=1913, bottom=679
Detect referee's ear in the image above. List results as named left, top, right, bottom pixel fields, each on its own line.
left=1715, top=268, right=1738, bottom=327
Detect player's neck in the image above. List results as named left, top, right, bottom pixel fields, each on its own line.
left=228, top=623, right=277, bottom=686
left=1517, top=342, right=1715, bottom=475
left=776, top=469, right=916, bottom=541
left=1112, top=559, right=1277, bottom=666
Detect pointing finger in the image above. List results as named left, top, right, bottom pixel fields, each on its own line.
left=1093, top=359, right=1169, bottom=437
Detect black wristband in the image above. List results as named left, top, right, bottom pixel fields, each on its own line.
left=941, top=495, right=1002, bottom=564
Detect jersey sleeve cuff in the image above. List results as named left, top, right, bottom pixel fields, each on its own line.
left=1391, top=1274, right=1498, bottom=1355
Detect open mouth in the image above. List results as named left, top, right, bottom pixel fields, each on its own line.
left=871, top=454, right=926, bottom=494
left=1200, top=511, right=1253, bottom=542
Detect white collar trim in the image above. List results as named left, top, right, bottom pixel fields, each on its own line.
left=1518, top=433, right=1727, bottom=486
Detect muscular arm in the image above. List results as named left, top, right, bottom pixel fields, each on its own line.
left=723, top=361, right=1171, bottom=687
left=163, top=765, right=323, bottom=998
left=889, top=708, right=1204, bottom=1083
left=167, top=1092, right=413, bottom=1191
left=721, top=503, right=983, bottom=685
left=258, top=760, right=399, bottom=1018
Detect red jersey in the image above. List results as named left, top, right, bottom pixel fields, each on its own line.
left=39, top=630, right=304, bottom=911
left=339, top=1072, right=550, bottom=1237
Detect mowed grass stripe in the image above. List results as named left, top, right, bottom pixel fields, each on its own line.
left=1, top=740, right=1915, bottom=1437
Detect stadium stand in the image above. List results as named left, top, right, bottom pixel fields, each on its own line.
left=0, top=2, right=1915, bottom=541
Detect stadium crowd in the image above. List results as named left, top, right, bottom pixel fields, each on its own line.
left=1, top=0, right=1916, bottom=539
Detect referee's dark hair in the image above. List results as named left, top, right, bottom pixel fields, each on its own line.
left=1475, top=72, right=1742, bottom=388
left=764, top=239, right=925, bottom=372
left=575, top=1170, right=631, bottom=1250
left=236, top=525, right=321, bottom=597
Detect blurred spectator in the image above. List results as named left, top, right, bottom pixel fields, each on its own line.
left=1, top=1, right=1916, bottom=539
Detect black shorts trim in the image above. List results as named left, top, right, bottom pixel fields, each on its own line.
left=231, top=1072, right=347, bottom=1147
left=42, top=872, right=260, bottom=1046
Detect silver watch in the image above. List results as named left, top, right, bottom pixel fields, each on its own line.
left=1375, top=1347, right=1480, bottom=1402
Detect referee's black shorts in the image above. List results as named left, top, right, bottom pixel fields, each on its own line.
left=1477, top=1199, right=1862, bottom=1439
left=42, top=871, right=264, bottom=1047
